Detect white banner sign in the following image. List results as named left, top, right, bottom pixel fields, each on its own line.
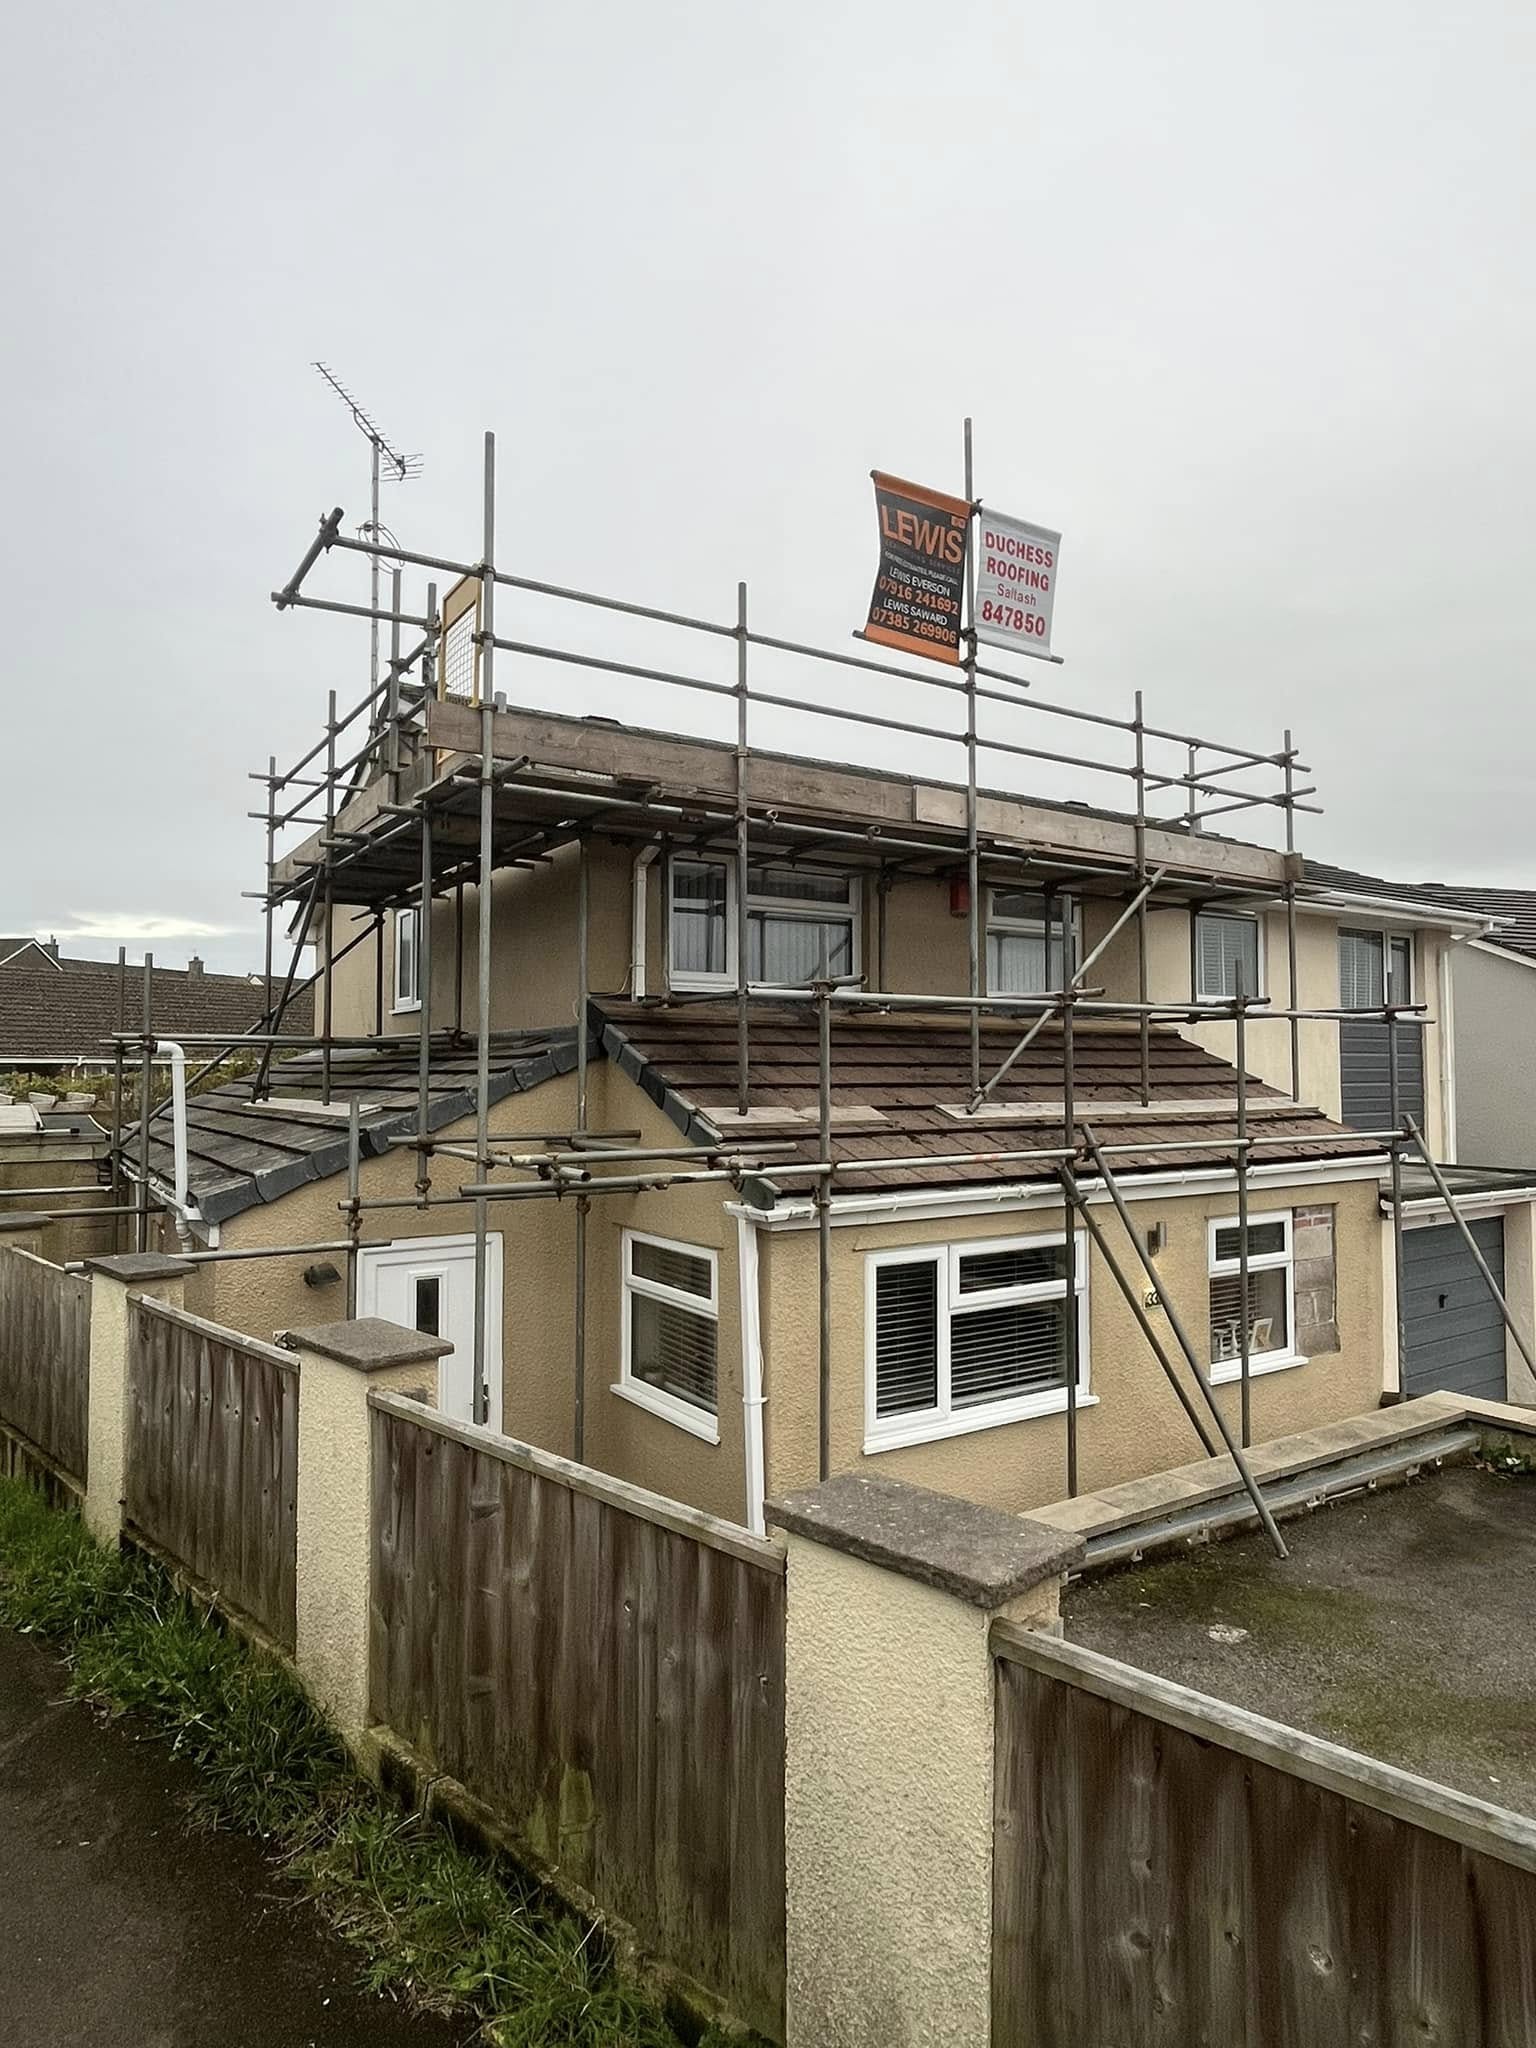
left=974, top=509, right=1061, bottom=658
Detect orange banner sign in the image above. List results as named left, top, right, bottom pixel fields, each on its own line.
left=863, top=471, right=971, bottom=665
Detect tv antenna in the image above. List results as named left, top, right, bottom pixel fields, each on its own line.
left=313, top=362, right=423, bottom=696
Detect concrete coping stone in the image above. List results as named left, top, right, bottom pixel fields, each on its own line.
left=0, top=1211, right=52, bottom=1233
left=766, top=1472, right=1084, bottom=1609
left=278, top=1316, right=455, bottom=1372
left=84, top=1252, right=194, bottom=1281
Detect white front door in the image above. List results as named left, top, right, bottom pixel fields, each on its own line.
left=358, top=1234, right=503, bottom=1431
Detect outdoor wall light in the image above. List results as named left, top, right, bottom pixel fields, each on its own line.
left=302, top=1262, right=341, bottom=1289
left=1145, top=1221, right=1168, bottom=1258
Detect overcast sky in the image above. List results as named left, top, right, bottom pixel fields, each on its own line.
left=3, top=1, right=1532, bottom=973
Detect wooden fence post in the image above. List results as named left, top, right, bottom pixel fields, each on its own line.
left=82, top=1253, right=191, bottom=1545
left=765, top=1474, right=1083, bottom=2048
left=279, top=1318, right=451, bottom=1753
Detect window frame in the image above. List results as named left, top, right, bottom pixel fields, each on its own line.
left=1206, top=1211, right=1303, bottom=1383
left=985, top=888, right=1081, bottom=995
left=1338, top=925, right=1415, bottom=1011
left=393, top=905, right=422, bottom=1013
left=863, top=1229, right=1092, bottom=1453
left=1193, top=908, right=1265, bottom=1003
left=667, top=856, right=862, bottom=992
left=615, top=1227, right=722, bottom=1442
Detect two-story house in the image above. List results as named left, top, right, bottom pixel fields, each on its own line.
left=119, top=670, right=1530, bottom=1535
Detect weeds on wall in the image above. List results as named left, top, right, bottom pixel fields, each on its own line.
left=0, top=1481, right=736, bottom=2048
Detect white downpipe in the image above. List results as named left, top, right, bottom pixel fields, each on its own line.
left=736, top=1213, right=767, bottom=1536
left=155, top=1039, right=193, bottom=1251
left=1439, top=933, right=1464, bottom=1165
left=631, top=841, right=661, bottom=997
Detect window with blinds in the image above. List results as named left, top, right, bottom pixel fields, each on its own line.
left=1208, top=1212, right=1294, bottom=1376
left=622, top=1231, right=719, bottom=1429
left=1194, top=912, right=1262, bottom=1001
left=669, top=858, right=859, bottom=989
left=1339, top=928, right=1412, bottom=1009
left=868, top=1233, right=1087, bottom=1445
left=986, top=890, right=1078, bottom=995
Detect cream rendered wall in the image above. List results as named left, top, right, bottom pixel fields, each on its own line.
left=758, top=1176, right=1384, bottom=1515
left=326, top=837, right=635, bottom=1041
left=187, top=1072, right=586, bottom=1466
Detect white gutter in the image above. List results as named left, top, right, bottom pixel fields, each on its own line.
left=735, top=1213, right=767, bottom=1536
left=630, top=841, right=661, bottom=997
left=726, top=1151, right=1391, bottom=1230
left=154, top=1039, right=194, bottom=1251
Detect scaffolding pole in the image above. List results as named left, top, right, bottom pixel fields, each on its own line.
left=472, top=429, right=496, bottom=1429
left=963, top=417, right=981, bottom=1099
left=1079, top=1124, right=1288, bottom=1560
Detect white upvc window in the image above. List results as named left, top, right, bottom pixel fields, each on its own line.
left=1339, top=927, right=1413, bottom=1009
left=393, top=906, right=421, bottom=1013
left=668, top=858, right=860, bottom=991
left=616, top=1229, right=720, bottom=1441
left=1194, top=910, right=1264, bottom=1002
left=864, top=1231, right=1091, bottom=1452
left=1207, top=1212, right=1299, bottom=1381
left=986, top=889, right=1079, bottom=995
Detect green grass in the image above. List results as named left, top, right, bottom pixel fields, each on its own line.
left=0, top=1479, right=731, bottom=2047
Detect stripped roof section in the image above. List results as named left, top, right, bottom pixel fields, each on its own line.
left=591, top=999, right=1383, bottom=1195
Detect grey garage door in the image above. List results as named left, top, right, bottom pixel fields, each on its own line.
left=1401, top=1217, right=1508, bottom=1403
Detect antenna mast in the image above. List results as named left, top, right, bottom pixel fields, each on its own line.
left=312, top=362, right=423, bottom=698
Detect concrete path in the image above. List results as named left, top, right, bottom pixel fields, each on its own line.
left=0, top=1627, right=469, bottom=2048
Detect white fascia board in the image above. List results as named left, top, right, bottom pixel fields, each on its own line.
left=1396, top=1185, right=1536, bottom=1227
left=727, top=1152, right=1391, bottom=1231
left=1300, top=890, right=1495, bottom=934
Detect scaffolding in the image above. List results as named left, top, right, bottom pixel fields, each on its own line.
left=14, top=425, right=1527, bottom=1557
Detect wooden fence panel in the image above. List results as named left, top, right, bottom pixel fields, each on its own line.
left=993, top=1633, right=1536, bottom=2047
left=0, top=1245, right=91, bottom=1483
left=369, top=1398, right=787, bottom=2041
left=125, top=1298, right=298, bottom=1651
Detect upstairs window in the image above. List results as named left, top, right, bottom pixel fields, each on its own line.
left=671, top=860, right=731, bottom=982
left=986, top=890, right=1078, bottom=995
left=1339, top=928, right=1412, bottom=1009
left=668, top=858, right=858, bottom=990
left=1208, top=1213, right=1295, bottom=1378
left=866, top=1232, right=1088, bottom=1450
left=393, top=906, right=421, bottom=1012
left=1194, top=911, right=1262, bottom=1002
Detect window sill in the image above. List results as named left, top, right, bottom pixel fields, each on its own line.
left=864, top=1387, right=1098, bottom=1456
left=392, top=999, right=422, bottom=1015
left=1208, top=1351, right=1310, bottom=1386
left=610, top=1378, right=721, bottom=1444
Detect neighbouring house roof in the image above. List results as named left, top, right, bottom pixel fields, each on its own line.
left=0, top=956, right=314, bottom=1064
left=120, top=1030, right=581, bottom=1224
left=1415, top=887, right=1536, bottom=961
left=592, top=998, right=1383, bottom=1199
left=1300, top=862, right=1499, bottom=929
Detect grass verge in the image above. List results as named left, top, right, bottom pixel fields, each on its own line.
left=0, top=1479, right=722, bottom=2048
